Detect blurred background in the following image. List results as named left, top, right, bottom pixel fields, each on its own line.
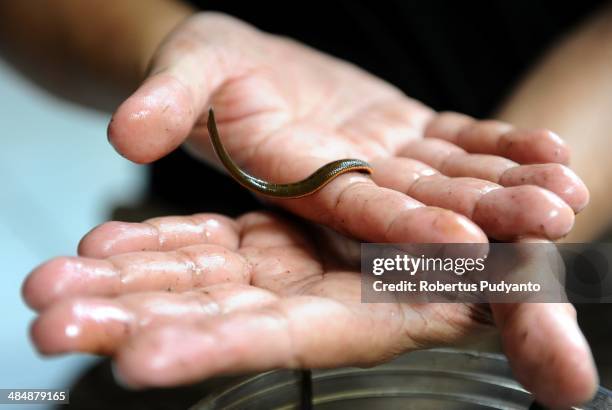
left=0, top=57, right=145, bottom=403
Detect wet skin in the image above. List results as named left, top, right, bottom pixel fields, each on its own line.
left=109, top=14, right=586, bottom=244
left=23, top=12, right=597, bottom=409
left=207, top=108, right=373, bottom=198
left=24, top=212, right=596, bottom=410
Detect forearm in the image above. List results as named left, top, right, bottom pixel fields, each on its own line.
left=0, top=0, right=194, bottom=110
left=497, top=6, right=612, bottom=242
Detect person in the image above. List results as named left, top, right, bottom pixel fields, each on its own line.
left=2, top=1, right=611, bottom=407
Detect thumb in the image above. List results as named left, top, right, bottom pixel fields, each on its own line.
left=107, top=15, right=245, bottom=163
left=492, top=302, right=597, bottom=408
left=108, top=72, right=199, bottom=163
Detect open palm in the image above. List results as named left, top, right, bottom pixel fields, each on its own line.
left=25, top=211, right=595, bottom=408
left=109, top=13, right=587, bottom=244
left=32, top=12, right=596, bottom=409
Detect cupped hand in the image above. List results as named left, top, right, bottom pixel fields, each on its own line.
left=24, top=212, right=596, bottom=408
left=108, top=13, right=588, bottom=243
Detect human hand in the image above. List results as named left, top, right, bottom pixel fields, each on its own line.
left=109, top=13, right=587, bottom=243
left=24, top=211, right=596, bottom=408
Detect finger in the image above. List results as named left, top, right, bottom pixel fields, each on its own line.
left=243, top=131, right=486, bottom=244
left=492, top=303, right=597, bottom=408
left=23, top=244, right=250, bottom=311
left=499, top=164, right=589, bottom=212
left=113, top=294, right=408, bottom=387
left=371, top=158, right=575, bottom=240
left=399, top=138, right=517, bottom=181
left=474, top=186, right=573, bottom=240
left=425, top=112, right=570, bottom=164
left=108, top=72, right=203, bottom=163
left=78, top=213, right=240, bottom=258
left=31, top=283, right=278, bottom=355
left=107, top=15, right=249, bottom=163
left=264, top=152, right=487, bottom=244
left=399, top=139, right=586, bottom=212
left=296, top=175, right=486, bottom=243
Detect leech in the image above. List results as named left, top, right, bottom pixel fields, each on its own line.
left=207, top=108, right=373, bottom=198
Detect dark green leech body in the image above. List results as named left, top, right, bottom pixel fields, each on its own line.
left=207, top=108, right=373, bottom=198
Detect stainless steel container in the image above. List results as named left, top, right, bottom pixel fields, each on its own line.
left=193, top=349, right=534, bottom=410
